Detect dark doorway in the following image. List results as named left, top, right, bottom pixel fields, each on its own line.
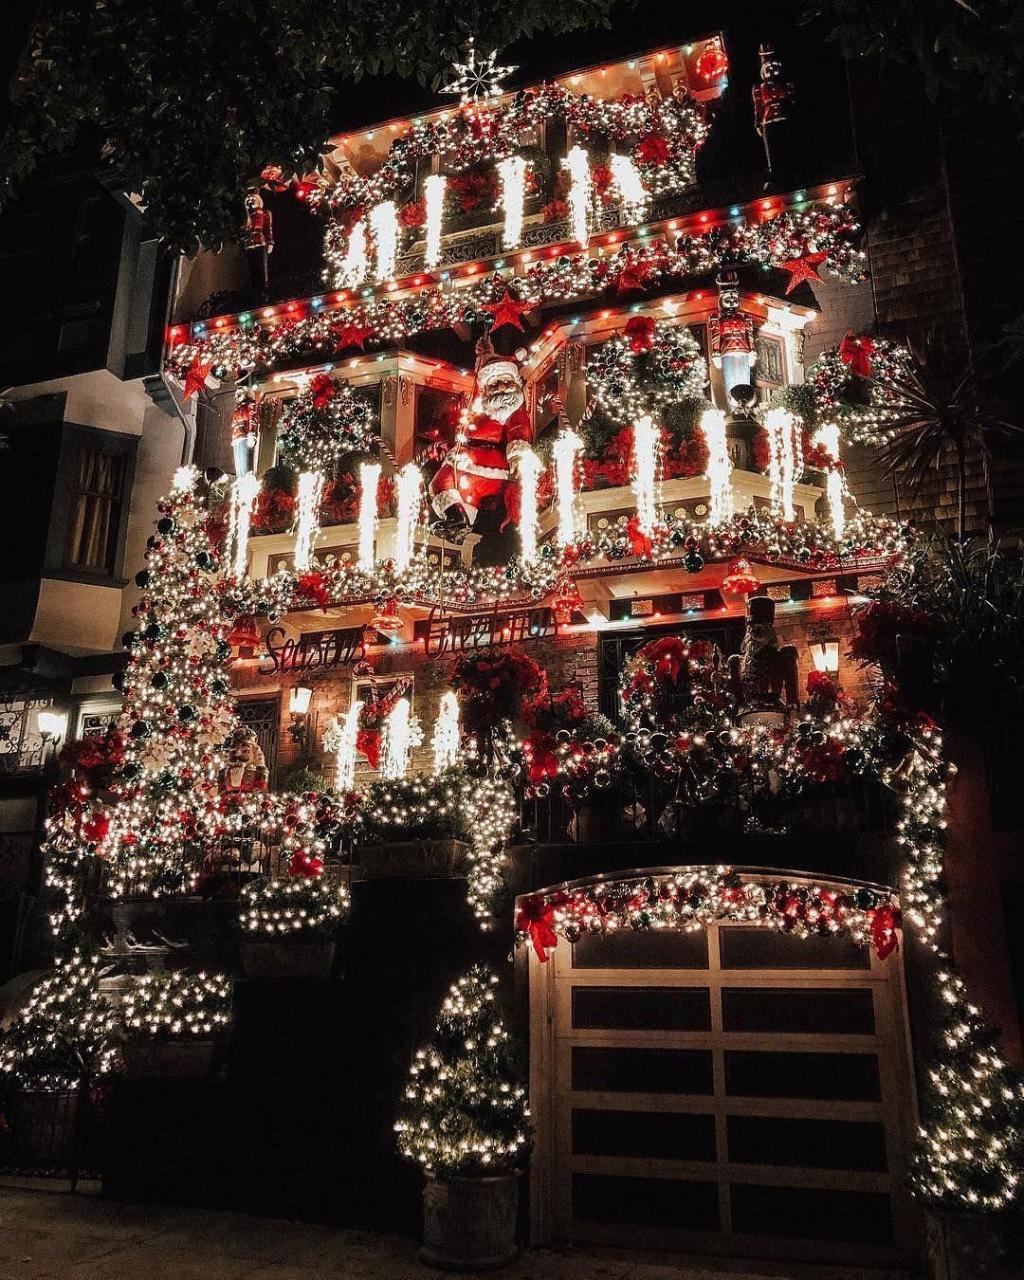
left=234, top=696, right=281, bottom=786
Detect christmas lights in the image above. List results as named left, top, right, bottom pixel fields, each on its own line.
left=381, top=696, right=422, bottom=779
left=587, top=318, right=707, bottom=427
left=702, top=407, right=732, bottom=523
left=227, top=471, right=260, bottom=579
left=238, top=875, right=349, bottom=938
left=277, top=374, right=378, bottom=475
left=763, top=406, right=801, bottom=520
left=357, top=460, right=381, bottom=570
left=431, top=691, right=461, bottom=774
left=122, top=971, right=233, bottom=1040
left=515, top=446, right=543, bottom=565
left=631, top=414, right=661, bottom=537
left=324, top=700, right=363, bottom=792
left=335, top=218, right=368, bottom=288
left=422, top=174, right=447, bottom=270
left=496, top=155, right=527, bottom=250
left=552, top=428, right=583, bottom=548
left=561, top=145, right=592, bottom=247
left=369, top=200, right=399, bottom=284
left=609, top=152, right=648, bottom=224
left=394, top=461, right=424, bottom=572
left=294, top=470, right=324, bottom=572
left=815, top=422, right=846, bottom=538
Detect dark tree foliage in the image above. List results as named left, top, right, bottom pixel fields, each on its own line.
left=0, top=0, right=619, bottom=254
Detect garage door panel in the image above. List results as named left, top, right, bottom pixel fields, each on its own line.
left=572, top=1171, right=721, bottom=1230
left=730, top=1182, right=894, bottom=1245
left=571, top=929, right=710, bottom=969
left=721, top=986, right=876, bottom=1035
left=724, top=1048, right=883, bottom=1100
left=571, top=985, right=712, bottom=1031
left=726, top=1114, right=889, bottom=1171
left=573, top=1108, right=717, bottom=1161
left=571, top=1044, right=715, bottom=1094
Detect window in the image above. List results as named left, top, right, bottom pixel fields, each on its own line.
left=754, top=334, right=785, bottom=389
left=65, top=447, right=125, bottom=573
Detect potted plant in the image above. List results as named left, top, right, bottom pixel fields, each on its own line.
left=356, top=769, right=469, bottom=879
left=396, top=965, right=530, bottom=1270
left=238, top=871, right=348, bottom=979
left=120, top=970, right=232, bottom=1078
left=0, top=952, right=118, bottom=1169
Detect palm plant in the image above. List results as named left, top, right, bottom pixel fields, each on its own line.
left=876, top=327, right=1022, bottom=540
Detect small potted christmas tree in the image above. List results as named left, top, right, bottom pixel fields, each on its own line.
left=357, top=770, right=469, bottom=879
left=237, top=869, right=349, bottom=979
left=120, top=970, right=233, bottom=1078
left=0, top=952, right=118, bottom=1168
left=396, top=965, right=530, bottom=1270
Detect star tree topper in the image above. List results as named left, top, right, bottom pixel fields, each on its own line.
left=441, top=37, right=517, bottom=106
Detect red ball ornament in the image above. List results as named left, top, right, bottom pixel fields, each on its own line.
left=696, top=41, right=729, bottom=82
left=721, top=558, right=761, bottom=598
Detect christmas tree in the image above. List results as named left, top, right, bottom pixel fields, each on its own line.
left=395, top=965, right=529, bottom=1178
left=107, top=466, right=237, bottom=895
left=910, top=969, right=1024, bottom=1212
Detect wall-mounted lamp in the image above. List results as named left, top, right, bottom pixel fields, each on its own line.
left=810, top=640, right=840, bottom=675
left=37, top=708, right=69, bottom=745
left=288, top=686, right=314, bottom=747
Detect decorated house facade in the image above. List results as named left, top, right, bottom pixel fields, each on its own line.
left=3, top=29, right=1022, bottom=1280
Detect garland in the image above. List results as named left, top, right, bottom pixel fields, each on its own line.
left=277, top=374, right=378, bottom=473
left=238, top=874, right=349, bottom=938
left=165, top=205, right=866, bottom=384
left=310, top=83, right=710, bottom=215
left=122, top=972, right=233, bottom=1041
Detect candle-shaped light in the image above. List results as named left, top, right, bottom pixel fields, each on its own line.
left=764, top=407, right=800, bottom=521
left=423, top=174, right=446, bottom=270
left=369, top=200, right=398, bottom=283
left=395, top=461, right=423, bottom=571
left=631, top=414, right=660, bottom=537
left=553, top=429, right=583, bottom=548
left=516, top=446, right=543, bottom=564
left=381, top=696, right=414, bottom=780
left=341, top=219, right=368, bottom=287
left=561, top=146, right=592, bottom=247
left=431, top=691, right=461, bottom=774
left=609, top=153, right=648, bottom=224
left=815, top=421, right=846, bottom=538
left=497, top=155, right=527, bottom=250
left=228, top=471, right=261, bottom=579
left=701, top=407, right=732, bottom=524
left=331, top=701, right=363, bottom=792
left=358, top=460, right=381, bottom=571
left=294, top=470, right=324, bottom=572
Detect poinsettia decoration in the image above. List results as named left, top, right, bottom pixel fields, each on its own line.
left=450, top=649, right=547, bottom=732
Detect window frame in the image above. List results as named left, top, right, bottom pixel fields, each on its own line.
left=46, top=423, right=137, bottom=585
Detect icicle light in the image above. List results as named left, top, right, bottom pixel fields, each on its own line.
left=294, top=470, right=324, bottom=572
left=228, top=471, right=260, bottom=579
left=497, top=155, right=528, bottom=250
left=341, top=219, right=368, bottom=288
left=381, top=697, right=414, bottom=780
left=431, top=691, right=461, bottom=774
left=561, top=146, right=592, bottom=247
left=332, top=701, right=362, bottom=792
left=370, top=200, right=399, bottom=284
left=423, top=174, right=446, bottom=270
left=631, top=415, right=660, bottom=536
left=701, top=407, right=732, bottom=524
left=609, top=153, right=648, bottom=224
left=358, top=460, right=381, bottom=570
left=815, top=422, right=846, bottom=538
left=553, top=429, right=583, bottom=548
left=764, top=407, right=801, bottom=521
left=516, top=446, right=543, bottom=564
left=395, top=461, right=423, bottom=571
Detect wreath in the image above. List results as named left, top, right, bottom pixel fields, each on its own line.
left=586, top=317, right=707, bottom=429
left=619, top=635, right=729, bottom=732
left=450, top=649, right=547, bottom=733
left=277, top=374, right=377, bottom=473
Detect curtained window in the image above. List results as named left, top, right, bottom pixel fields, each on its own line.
left=65, top=447, right=125, bottom=573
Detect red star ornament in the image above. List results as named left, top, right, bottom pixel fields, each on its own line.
left=481, top=290, right=532, bottom=332
left=333, top=320, right=374, bottom=351
left=182, top=355, right=213, bottom=400
left=777, top=251, right=827, bottom=295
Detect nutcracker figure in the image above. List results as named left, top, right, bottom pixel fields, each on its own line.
left=217, top=727, right=269, bottom=794
left=752, top=44, right=794, bottom=177
left=728, top=595, right=799, bottom=722
left=429, top=336, right=533, bottom=539
left=231, top=395, right=259, bottom=477
left=241, top=188, right=274, bottom=291
left=707, top=271, right=756, bottom=407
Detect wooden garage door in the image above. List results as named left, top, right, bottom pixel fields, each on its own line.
left=528, top=916, right=920, bottom=1269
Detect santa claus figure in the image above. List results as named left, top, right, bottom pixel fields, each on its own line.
left=429, top=337, right=533, bottom=539
left=708, top=271, right=756, bottom=406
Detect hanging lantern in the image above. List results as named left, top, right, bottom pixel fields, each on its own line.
left=722, top=558, right=761, bottom=598
left=552, top=577, right=584, bottom=628
left=372, top=594, right=403, bottom=634
left=227, top=614, right=261, bottom=659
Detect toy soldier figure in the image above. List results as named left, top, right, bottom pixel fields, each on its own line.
left=242, top=188, right=274, bottom=292
left=729, top=595, right=799, bottom=723
left=231, top=396, right=258, bottom=477
left=429, top=336, right=533, bottom=541
left=218, top=727, right=269, bottom=794
left=708, top=271, right=756, bottom=408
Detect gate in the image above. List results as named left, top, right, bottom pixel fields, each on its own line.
left=527, top=875, right=920, bottom=1269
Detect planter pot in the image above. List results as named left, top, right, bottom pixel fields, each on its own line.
left=12, top=1088, right=79, bottom=1170
left=420, top=1171, right=521, bottom=1271
left=121, top=1039, right=216, bottom=1079
left=239, top=938, right=336, bottom=980
left=357, top=839, right=468, bottom=880
left=926, top=1208, right=1024, bottom=1280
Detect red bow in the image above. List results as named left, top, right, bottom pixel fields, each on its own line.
left=524, top=730, right=560, bottom=784
left=625, top=514, right=653, bottom=558
left=868, top=904, right=901, bottom=960
left=82, top=811, right=110, bottom=845
left=356, top=728, right=381, bottom=770
left=636, top=134, right=671, bottom=166
left=182, top=356, right=212, bottom=401
left=288, top=850, right=324, bottom=878
left=297, top=571, right=330, bottom=611
left=516, top=894, right=559, bottom=963
left=624, top=315, right=656, bottom=355
left=309, top=374, right=336, bottom=409
left=644, top=636, right=689, bottom=684
left=839, top=332, right=875, bottom=379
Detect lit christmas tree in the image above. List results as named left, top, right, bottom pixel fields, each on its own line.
left=108, top=466, right=237, bottom=895
left=396, top=965, right=529, bottom=1177
left=910, top=968, right=1024, bottom=1212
